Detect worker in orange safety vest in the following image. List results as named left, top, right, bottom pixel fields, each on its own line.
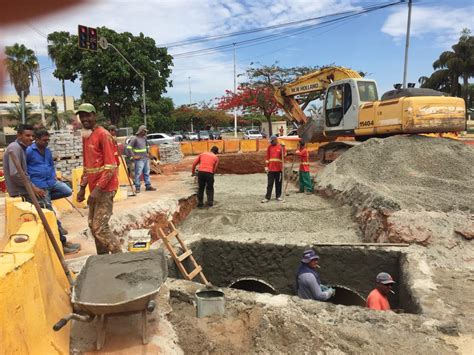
left=262, top=135, right=285, bottom=203
left=296, top=140, right=313, bottom=193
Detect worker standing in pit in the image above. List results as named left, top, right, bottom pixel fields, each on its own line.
left=76, top=103, right=122, bottom=254
left=366, top=272, right=396, bottom=311
left=295, top=250, right=335, bottom=301
left=191, top=146, right=219, bottom=208
left=296, top=140, right=313, bottom=194
left=262, top=135, right=285, bottom=203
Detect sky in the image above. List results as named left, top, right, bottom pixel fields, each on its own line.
left=1, top=0, right=473, bottom=108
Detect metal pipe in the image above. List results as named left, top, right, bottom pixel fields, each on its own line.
left=233, top=43, right=237, bottom=138
left=402, top=0, right=413, bottom=88
left=9, top=153, right=74, bottom=286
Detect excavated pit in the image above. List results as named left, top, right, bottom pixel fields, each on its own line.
left=168, top=239, right=419, bottom=313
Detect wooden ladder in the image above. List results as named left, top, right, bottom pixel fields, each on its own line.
left=157, top=222, right=209, bottom=286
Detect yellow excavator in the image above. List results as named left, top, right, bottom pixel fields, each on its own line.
left=274, top=66, right=466, bottom=162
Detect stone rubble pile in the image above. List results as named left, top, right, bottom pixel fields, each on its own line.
left=49, top=130, right=83, bottom=176
left=159, top=143, right=183, bottom=163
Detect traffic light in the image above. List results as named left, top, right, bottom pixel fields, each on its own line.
left=78, top=25, right=98, bottom=51
left=88, top=27, right=97, bottom=51
left=78, top=25, right=88, bottom=49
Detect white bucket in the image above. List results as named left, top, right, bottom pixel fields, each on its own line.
left=195, top=289, right=225, bottom=318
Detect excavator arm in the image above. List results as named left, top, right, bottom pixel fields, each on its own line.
left=274, top=66, right=362, bottom=123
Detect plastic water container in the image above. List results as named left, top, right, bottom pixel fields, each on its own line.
left=195, top=289, right=225, bottom=318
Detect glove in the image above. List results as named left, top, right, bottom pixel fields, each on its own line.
left=264, top=167, right=269, bottom=173
left=329, top=288, right=336, bottom=297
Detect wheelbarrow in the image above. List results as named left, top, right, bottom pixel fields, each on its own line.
left=53, top=249, right=168, bottom=350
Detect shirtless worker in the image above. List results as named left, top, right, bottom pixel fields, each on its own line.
left=76, top=103, right=122, bottom=254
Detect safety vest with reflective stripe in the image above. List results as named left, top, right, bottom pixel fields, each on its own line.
left=126, top=136, right=148, bottom=160
left=296, top=148, right=310, bottom=172
left=266, top=144, right=285, bottom=172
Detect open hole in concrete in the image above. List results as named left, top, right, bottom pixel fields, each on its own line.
left=228, top=277, right=277, bottom=294
left=169, top=239, right=420, bottom=313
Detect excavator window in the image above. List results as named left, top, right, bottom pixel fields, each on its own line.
left=357, top=81, right=378, bottom=102
left=325, top=84, right=351, bottom=127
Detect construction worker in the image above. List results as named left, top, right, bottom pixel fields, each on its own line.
left=191, top=146, right=219, bottom=208
left=366, top=272, right=395, bottom=311
left=76, top=103, right=122, bottom=254
left=126, top=125, right=156, bottom=193
left=279, top=125, right=284, bottom=137
left=26, top=129, right=81, bottom=254
left=262, top=135, right=285, bottom=203
left=107, top=125, right=121, bottom=167
left=296, top=140, right=313, bottom=194
left=295, top=249, right=335, bottom=301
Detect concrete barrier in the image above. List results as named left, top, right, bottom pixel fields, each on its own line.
left=1, top=203, right=71, bottom=354
left=191, top=141, right=208, bottom=155
left=224, top=140, right=239, bottom=153
left=208, top=140, right=224, bottom=153
left=240, top=139, right=257, bottom=152
left=180, top=142, right=193, bottom=156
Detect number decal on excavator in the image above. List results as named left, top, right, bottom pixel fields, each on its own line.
left=360, top=120, right=374, bottom=127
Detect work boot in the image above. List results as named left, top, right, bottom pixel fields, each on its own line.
left=261, top=198, right=270, bottom=203
left=305, top=191, right=313, bottom=195
left=206, top=202, right=214, bottom=207
left=135, top=187, right=141, bottom=193
left=145, top=186, right=157, bottom=191
left=62, top=242, right=81, bottom=255
left=276, top=197, right=284, bottom=201
left=58, top=225, right=68, bottom=235
left=197, top=203, right=204, bottom=208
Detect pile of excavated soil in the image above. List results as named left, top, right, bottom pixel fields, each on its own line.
left=75, top=249, right=168, bottom=304
left=316, top=135, right=474, bottom=257
left=317, top=135, right=474, bottom=212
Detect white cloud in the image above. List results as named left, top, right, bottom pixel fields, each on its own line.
left=0, top=0, right=370, bottom=104
left=381, top=5, right=473, bottom=45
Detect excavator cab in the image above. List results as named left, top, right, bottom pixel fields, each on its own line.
left=324, top=79, right=378, bottom=135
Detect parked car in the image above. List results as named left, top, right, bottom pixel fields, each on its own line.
left=198, top=130, right=211, bottom=140
left=171, top=131, right=184, bottom=141
left=243, top=129, right=263, bottom=140
left=146, top=133, right=174, bottom=145
left=210, top=131, right=222, bottom=140
left=184, top=132, right=199, bottom=140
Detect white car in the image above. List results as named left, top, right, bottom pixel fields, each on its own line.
left=146, top=133, right=174, bottom=145
left=243, top=129, right=263, bottom=139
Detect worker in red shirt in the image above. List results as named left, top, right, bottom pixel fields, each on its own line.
left=192, top=146, right=219, bottom=208
left=262, top=135, right=286, bottom=203
left=76, top=103, right=122, bottom=254
left=108, top=125, right=121, bottom=167
left=296, top=140, right=313, bottom=194
left=366, top=272, right=395, bottom=311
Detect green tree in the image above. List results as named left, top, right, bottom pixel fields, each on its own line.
left=47, top=31, right=82, bottom=113
left=6, top=104, right=40, bottom=127
left=4, top=43, right=38, bottom=99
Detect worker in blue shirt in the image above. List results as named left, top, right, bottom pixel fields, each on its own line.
left=26, top=129, right=80, bottom=254
left=295, top=250, right=335, bottom=301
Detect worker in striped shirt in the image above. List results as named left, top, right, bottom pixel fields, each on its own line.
left=126, top=125, right=156, bottom=193
left=296, top=140, right=313, bottom=194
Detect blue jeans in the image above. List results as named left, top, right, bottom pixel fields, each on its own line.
left=39, top=181, right=72, bottom=244
left=134, top=159, right=151, bottom=189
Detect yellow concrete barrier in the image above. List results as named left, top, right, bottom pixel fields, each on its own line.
left=240, top=139, right=257, bottom=152
left=258, top=139, right=269, bottom=152
left=1, top=206, right=71, bottom=354
left=180, top=142, right=193, bottom=156
left=224, top=140, right=239, bottom=153
left=191, top=141, right=208, bottom=155
left=208, top=140, right=224, bottom=153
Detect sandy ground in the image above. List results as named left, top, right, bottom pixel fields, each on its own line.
left=180, top=174, right=361, bottom=245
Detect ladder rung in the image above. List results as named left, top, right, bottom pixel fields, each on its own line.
left=177, top=250, right=192, bottom=262
left=187, top=266, right=202, bottom=280
left=165, top=230, right=178, bottom=240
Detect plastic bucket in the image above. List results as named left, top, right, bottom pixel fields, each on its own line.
left=195, top=289, right=225, bottom=318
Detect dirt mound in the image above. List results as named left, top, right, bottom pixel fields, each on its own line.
left=316, top=136, right=474, bottom=248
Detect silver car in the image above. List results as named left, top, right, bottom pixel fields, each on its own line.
left=243, top=129, right=263, bottom=139
left=146, top=133, right=174, bottom=145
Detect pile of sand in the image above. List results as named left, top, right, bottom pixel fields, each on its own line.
left=316, top=136, right=474, bottom=249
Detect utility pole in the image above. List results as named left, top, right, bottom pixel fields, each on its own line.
left=188, top=76, right=193, bottom=132
left=21, top=90, right=25, bottom=124
left=99, top=37, right=147, bottom=128
left=402, top=0, right=413, bottom=88
left=34, top=62, right=46, bottom=126
left=233, top=43, right=237, bottom=138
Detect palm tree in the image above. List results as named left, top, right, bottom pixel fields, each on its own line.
left=4, top=43, right=38, bottom=99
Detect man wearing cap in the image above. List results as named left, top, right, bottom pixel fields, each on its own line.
left=76, top=103, right=122, bottom=254
left=262, top=135, right=285, bottom=203
left=126, top=125, right=156, bottom=193
left=296, top=140, right=313, bottom=194
left=295, top=249, right=335, bottom=301
left=366, top=272, right=395, bottom=311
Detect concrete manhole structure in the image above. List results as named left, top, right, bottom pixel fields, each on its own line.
left=168, top=239, right=431, bottom=314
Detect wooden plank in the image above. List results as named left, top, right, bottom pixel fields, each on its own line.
left=310, top=243, right=409, bottom=247
left=187, top=266, right=202, bottom=280
left=165, top=230, right=178, bottom=241
left=177, top=250, right=192, bottom=262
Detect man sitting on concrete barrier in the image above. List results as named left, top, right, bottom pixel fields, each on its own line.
left=26, top=129, right=80, bottom=254
left=192, top=146, right=219, bottom=208
left=295, top=249, right=335, bottom=301
left=366, top=272, right=395, bottom=311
